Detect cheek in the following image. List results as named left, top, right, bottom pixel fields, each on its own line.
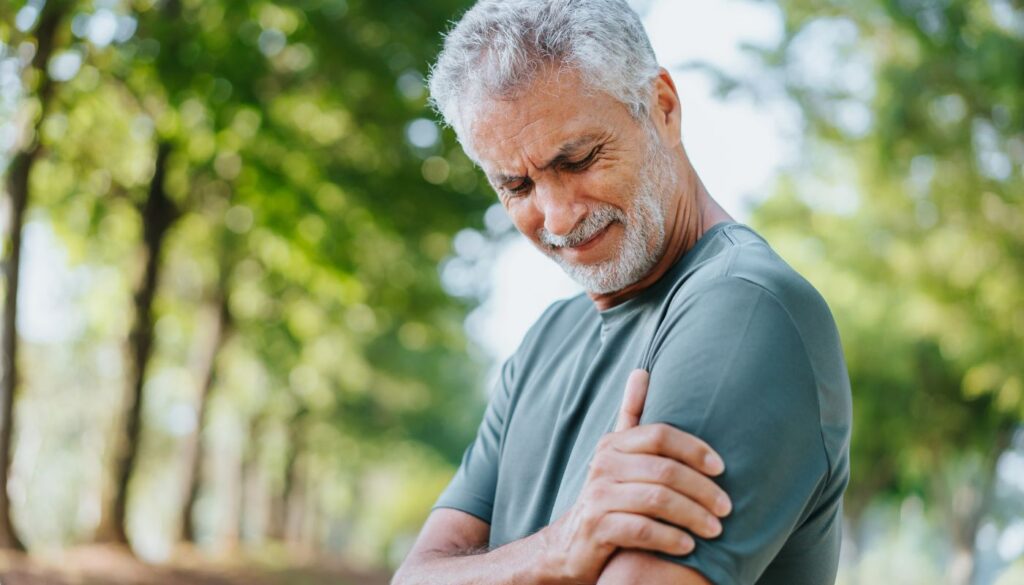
left=579, top=166, right=633, bottom=206
left=505, top=199, right=542, bottom=238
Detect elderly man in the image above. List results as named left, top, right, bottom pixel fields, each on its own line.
left=392, top=1, right=851, bottom=583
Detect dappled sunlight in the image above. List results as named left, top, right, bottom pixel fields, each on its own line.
left=0, top=0, right=1020, bottom=583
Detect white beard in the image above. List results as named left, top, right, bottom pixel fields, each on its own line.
left=537, top=138, right=676, bottom=295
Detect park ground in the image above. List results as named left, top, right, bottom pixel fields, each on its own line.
left=0, top=546, right=392, bottom=585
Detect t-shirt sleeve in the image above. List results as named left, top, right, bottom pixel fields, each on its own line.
left=638, top=277, right=831, bottom=585
left=431, top=356, right=515, bottom=524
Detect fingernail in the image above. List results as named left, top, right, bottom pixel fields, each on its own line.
left=706, top=516, right=722, bottom=537
left=679, top=534, right=694, bottom=553
left=704, top=453, right=724, bottom=475
left=715, top=494, right=732, bottom=517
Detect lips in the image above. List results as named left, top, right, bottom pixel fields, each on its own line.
left=569, top=222, right=612, bottom=251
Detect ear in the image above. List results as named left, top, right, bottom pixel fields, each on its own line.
left=649, top=67, right=682, bottom=149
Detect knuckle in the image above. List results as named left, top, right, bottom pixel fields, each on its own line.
left=632, top=519, right=653, bottom=543
left=640, top=427, right=660, bottom=451
left=653, top=460, right=675, bottom=484
left=591, top=518, right=610, bottom=544
left=588, top=481, right=608, bottom=503
left=581, top=510, right=602, bottom=533
left=680, top=467, right=706, bottom=493
left=692, top=441, right=710, bottom=461
left=713, top=487, right=730, bottom=508
left=705, top=482, right=725, bottom=504
left=645, top=486, right=667, bottom=509
left=589, top=452, right=610, bottom=476
left=692, top=438, right=713, bottom=460
left=653, top=424, right=673, bottom=448
left=683, top=444, right=705, bottom=467
left=696, top=486, right=717, bottom=510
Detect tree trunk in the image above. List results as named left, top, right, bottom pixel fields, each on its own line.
left=0, top=0, right=68, bottom=552
left=267, top=412, right=306, bottom=543
left=946, top=425, right=1014, bottom=585
left=278, top=411, right=307, bottom=547
left=179, top=293, right=231, bottom=543
left=0, top=143, right=32, bottom=554
left=220, top=432, right=244, bottom=552
left=240, top=414, right=268, bottom=546
left=284, top=455, right=307, bottom=550
left=95, top=142, right=178, bottom=545
left=302, top=467, right=322, bottom=553
left=267, top=452, right=287, bottom=542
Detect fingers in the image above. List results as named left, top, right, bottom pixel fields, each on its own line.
left=614, top=369, right=649, bottom=432
left=596, top=512, right=695, bottom=556
left=611, top=423, right=725, bottom=477
left=592, top=482, right=723, bottom=540
left=600, top=451, right=731, bottom=517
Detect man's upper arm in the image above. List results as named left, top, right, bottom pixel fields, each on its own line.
left=631, top=277, right=834, bottom=584
left=432, top=356, right=515, bottom=523
left=598, top=550, right=711, bottom=584
left=402, top=357, right=510, bottom=575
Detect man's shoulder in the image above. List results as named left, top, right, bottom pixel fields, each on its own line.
left=670, top=224, right=835, bottom=337
left=653, top=223, right=851, bottom=421
left=661, top=224, right=852, bottom=470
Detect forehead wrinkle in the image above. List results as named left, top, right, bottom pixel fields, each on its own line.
left=507, top=114, right=554, bottom=146
left=475, top=109, right=556, bottom=178
left=471, top=69, right=620, bottom=183
left=484, top=123, right=564, bottom=182
left=490, top=127, right=608, bottom=185
left=539, top=131, right=606, bottom=167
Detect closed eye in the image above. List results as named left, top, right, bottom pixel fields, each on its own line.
left=561, top=146, right=602, bottom=172
left=505, top=177, right=533, bottom=196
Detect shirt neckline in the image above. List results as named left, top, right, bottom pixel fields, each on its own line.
left=596, top=220, right=738, bottom=328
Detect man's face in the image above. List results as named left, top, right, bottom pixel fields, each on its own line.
left=465, top=69, right=677, bottom=294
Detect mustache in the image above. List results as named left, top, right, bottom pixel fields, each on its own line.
left=537, top=205, right=625, bottom=248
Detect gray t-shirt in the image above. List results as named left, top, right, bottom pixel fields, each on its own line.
left=433, top=222, right=852, bottom=584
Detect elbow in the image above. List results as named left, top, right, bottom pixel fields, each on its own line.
left=390, top=566, right=407, bottom=585
left=390, top=557, right=422, bottom=585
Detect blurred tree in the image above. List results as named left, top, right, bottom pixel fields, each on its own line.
left=3, top=0, right=490, bottom=557
left=92, top=0, right=235, bottom=546
left=0, top=0, right=76, bottom=551
left=746, top=0, right=1023, bottom=581
left=97, top=138, right=178, bottom=545
left=179, top=257, right=233, bottom=544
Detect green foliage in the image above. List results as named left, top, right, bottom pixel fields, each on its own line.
left=750, top=0, right=1023, bottom=512
left=3, top=0, right=488, bottom=556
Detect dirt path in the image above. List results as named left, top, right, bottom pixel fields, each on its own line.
left=0, top=546, right=392, bottom=585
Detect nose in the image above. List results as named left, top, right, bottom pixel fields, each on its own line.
left=535, top=180, right=588, bottom=237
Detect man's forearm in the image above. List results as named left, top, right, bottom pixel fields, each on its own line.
left=392, top=530, right=564, bottom=585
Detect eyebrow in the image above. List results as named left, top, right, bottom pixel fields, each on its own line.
left=491, top=132, right=605, bottom=185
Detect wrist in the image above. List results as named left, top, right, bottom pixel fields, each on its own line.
left=527, top=525, right=570, bottom=585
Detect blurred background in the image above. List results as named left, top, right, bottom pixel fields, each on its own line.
left=0, top=0, right=1021, bottom=584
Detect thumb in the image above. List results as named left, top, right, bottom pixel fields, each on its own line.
left=614, top=369, right=650, bottom=432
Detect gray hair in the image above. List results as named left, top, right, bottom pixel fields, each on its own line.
left=428, top=0, right=660, bottom=151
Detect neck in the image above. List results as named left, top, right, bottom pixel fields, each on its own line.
left=588, top=164, right=732, bottom=311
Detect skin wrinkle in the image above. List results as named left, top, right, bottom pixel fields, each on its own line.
left=531, top=133, right=671, bottom=290
left=468, top=64, right=730, bottom=308
left=401, top=4, right=748, bottom=583
left=491, top=133, right=609, bottom=189
left=537, top=135, right=606, bottom=180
